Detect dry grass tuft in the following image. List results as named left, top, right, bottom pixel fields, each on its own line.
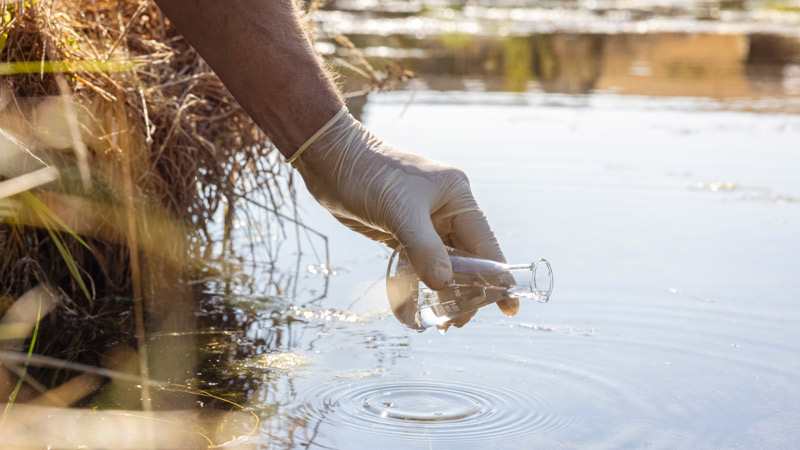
left=0, top=0, right=413, bottom=444
left=0, top=0, right=293, bottom=299
left=0, top=0, right=294, bottom=437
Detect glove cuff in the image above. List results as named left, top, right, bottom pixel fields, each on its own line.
left=285, top=106, right=350, bottom=164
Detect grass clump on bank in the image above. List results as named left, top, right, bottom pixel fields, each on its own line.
left=0, top=0, right=295, bottom=444
left=1, top=0, right=292, bottom=300
left=0, top=0, right=412, bottom=445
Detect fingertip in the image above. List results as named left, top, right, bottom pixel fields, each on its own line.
left=452, top=311, right=476, bottom=328
left=431, top=265, right=453, bottom=290
left=415, top=256, right=452, bottom=290
left=497, top=298, right=520, bottom=317
left=444, top=310, right=476, bottom=330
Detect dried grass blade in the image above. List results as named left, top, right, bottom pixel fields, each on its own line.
left=0, top=166, right=58, bottom=200
left=0, top=349, right=167, bottom=387
left=104, top=2, right=146, bottom=59
left=1, top=288, right=42, bottom=422
left=114, top=99, right=151, bottom=412
left=28, top=373, right=102, bottom=407
left=0, top=285, right=56, bottom=344
left=55, top=77, right=91, bottom=191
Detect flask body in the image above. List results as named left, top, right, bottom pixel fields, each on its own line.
left=386, top=247, right=553, bottom=331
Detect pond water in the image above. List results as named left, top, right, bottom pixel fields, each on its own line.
left=198, top=92, right=800, bottom=448
left=194, top=5, right=800, bottom=449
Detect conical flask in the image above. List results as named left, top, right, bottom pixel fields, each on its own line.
left=386, top=246, right=553, bottom=331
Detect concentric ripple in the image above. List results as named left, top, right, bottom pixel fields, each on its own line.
left=362, top=385, right=482, bottom=421
left=286, top=377, right=582, bottom=448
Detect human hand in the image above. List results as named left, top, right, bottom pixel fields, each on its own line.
left=289, top=108, right=519, bottom=327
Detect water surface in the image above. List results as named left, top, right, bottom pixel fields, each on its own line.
left=196, top=4, right=800, bottom=448
left=195, top=89, right=800, bottom=449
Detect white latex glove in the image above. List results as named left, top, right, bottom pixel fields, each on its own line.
left=289, top=107, right=519, bottom=325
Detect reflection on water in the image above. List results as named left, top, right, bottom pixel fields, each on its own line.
left=336, top=32, right=799, bottom=105
left=317, top=2, right=800, bottom=114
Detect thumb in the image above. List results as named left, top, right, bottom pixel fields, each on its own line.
left=395, top=213, right=452, bottom=290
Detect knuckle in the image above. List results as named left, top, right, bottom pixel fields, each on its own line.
left=442, top=166, right=470, bottom=185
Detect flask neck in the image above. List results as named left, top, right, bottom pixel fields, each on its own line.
left=505, top=260, right=553, bottom=303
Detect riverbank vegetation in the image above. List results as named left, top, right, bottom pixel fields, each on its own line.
left=0, top=0, right=411, bottom=444
left=0, top=0, right=313, bottom=445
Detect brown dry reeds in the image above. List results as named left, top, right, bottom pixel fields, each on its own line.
left=0, top=0, right=299, bottom=437
left=0, top=0, right=414, bottom=444
left=0, top=0, right=296, bottom=301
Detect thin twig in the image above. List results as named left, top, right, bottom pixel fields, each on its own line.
left=104, top=2, right=147, bottom=59
left=55, top=75, right=92, bottom=191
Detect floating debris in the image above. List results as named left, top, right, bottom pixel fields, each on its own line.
left=691, top=182, right=797, bottom=203
left=307, top=264, right=338, bottom=276
left=335, top=367, right=387, bottom=380
left=519, top=323, right=596, bottom=336
left=235, top=351, right=311, bottom=374
left=286, top=305, right=364, bottom=323
left=692, top=181, right=739, bottom=192
left=519, top=323, right=556, bottom=332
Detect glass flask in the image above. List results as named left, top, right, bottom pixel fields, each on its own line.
left=386, top=246, right=553, bottom=331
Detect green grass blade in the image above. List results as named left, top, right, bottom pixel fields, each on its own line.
left=0, top=11, right=10, bottom=55
left=21, top=192, right=90, bottom=250
left=21, top=193, right=91, bottom=300
left=0, top=59, right=137, bottom=75
left=1, top=292, right=42, bottom=422
left=44, top=224, right=91, bottom=300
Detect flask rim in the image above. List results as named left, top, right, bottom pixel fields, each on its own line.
left=531, top=259, right=553, bottom=303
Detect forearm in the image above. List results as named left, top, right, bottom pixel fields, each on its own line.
left=153, top=0, right=344, bottom=157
